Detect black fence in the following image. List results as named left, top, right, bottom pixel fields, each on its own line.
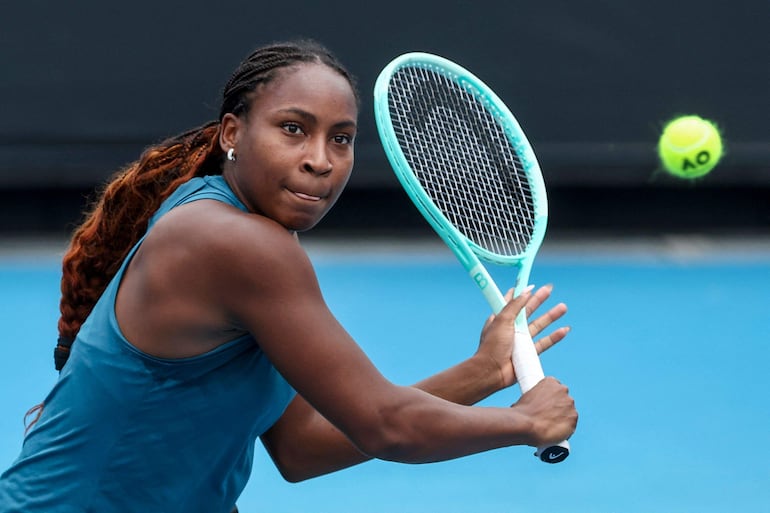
left=1, top=0, right=768, bottom=236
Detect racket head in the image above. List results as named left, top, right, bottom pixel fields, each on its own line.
left=374, top=52, right=548, bottom=270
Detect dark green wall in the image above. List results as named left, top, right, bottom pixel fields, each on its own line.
left=1, top=1, right=768, bottom=234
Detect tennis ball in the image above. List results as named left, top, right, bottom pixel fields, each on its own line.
left=657, top=115, right=723, bottom=179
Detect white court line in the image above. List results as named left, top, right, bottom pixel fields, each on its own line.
left=301, top=234, right=770, bottom=264
left=1, top=235, right=769, bottom=264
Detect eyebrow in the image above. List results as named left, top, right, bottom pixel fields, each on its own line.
left=277, top=107, right=357, bottom=131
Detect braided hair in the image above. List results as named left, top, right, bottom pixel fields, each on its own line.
left=54, top=39, right=358, bottom=371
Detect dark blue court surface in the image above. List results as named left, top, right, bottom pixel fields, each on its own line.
left=1, top=238, right=768, bottom=513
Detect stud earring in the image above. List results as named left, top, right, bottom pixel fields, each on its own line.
left=227, top=148, right=236, bottom=161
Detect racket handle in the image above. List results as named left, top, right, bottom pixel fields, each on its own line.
left=476, top=273, right=571, bottom=464
left=535, top=440, right=570, bottom=464
left=512, top=328, right=545, bottom=393
left=514, top=327, right=571, bottom=464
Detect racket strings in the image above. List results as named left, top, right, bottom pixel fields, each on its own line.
left=387, top=66, right=535, bottom=257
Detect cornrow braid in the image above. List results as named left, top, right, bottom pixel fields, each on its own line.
left=220, top=39, right=360, bottom=120
left=54, top=39, right=359, bottom=371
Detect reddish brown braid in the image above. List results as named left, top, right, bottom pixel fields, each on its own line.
left=53, top=39, right=359, bottom=371
left=54, top=122, right=222, bottom=369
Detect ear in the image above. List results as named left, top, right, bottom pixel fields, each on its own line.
left=219, top=113, right=242, bottom=153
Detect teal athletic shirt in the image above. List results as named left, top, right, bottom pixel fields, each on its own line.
left=0, top=176, right=296, bottom=513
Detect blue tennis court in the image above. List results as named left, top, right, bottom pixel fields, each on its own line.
left=1, top=238, right=768, bottom=512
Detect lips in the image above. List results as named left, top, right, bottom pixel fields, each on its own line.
left=289, top=188, right=324, bottom=202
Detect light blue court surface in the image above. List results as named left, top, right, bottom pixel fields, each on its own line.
left=1, top=238, right=768, bottom=513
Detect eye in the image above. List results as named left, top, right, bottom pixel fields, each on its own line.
left=332, top=134, right=353, bottom=145
left=282, top=122, right=305, bottom=135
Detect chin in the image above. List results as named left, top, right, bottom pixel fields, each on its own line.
left=285, top=215, right=324, bottom=233
left=299, top=203, right=339, bottom=232
left=281, top=202, right=336, bottom=233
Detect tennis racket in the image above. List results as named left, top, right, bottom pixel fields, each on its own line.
left=373, top=52, right=570, bottom=463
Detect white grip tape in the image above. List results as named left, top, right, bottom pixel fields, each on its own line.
left=512, top=328, right=545, bottom=393
left=514, top=327, right=571, bottom=463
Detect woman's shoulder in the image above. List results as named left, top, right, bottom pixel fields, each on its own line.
left=145, top=200, right=312, bottom=281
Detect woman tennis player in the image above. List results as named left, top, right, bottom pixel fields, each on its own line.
left=0, top=39, right=577, bottom=513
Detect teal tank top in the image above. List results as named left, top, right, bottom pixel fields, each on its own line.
left=0, top=176, right=296, bottom=513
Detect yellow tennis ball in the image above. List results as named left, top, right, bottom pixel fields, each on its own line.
left=657, top=115, right=723, bottom=179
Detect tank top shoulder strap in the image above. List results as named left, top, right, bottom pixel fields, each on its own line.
left=112, top=175, right=248, bottom=285
left=149, top=175, right=248, bottom=228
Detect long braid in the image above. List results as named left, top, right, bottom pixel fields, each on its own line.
left=55, top=122, right=222, bottom=369
left=53, top=39, right=358, bottom=372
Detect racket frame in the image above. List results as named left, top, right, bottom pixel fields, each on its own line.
left=374, top=52, right=569, bottom=463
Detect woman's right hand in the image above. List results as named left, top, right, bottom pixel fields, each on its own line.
left=474, top=285, right=570, bottom=391
left=512, top=376, right=577, bottom=448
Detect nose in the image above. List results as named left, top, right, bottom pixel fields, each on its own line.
left=303, top=139, right=332, bottom=176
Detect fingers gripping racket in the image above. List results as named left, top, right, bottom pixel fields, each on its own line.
left=374, top=52, right=569, bottom=463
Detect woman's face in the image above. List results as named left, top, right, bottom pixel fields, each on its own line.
left=221, top=62, right=358, bottom=232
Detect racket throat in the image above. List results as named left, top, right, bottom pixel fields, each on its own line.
left=468, top=263, right=506, bottom=313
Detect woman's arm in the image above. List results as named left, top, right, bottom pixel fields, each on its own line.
left=261, top=286, right=570, bottom=482
left=207, top=214, right=576, bottom=478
